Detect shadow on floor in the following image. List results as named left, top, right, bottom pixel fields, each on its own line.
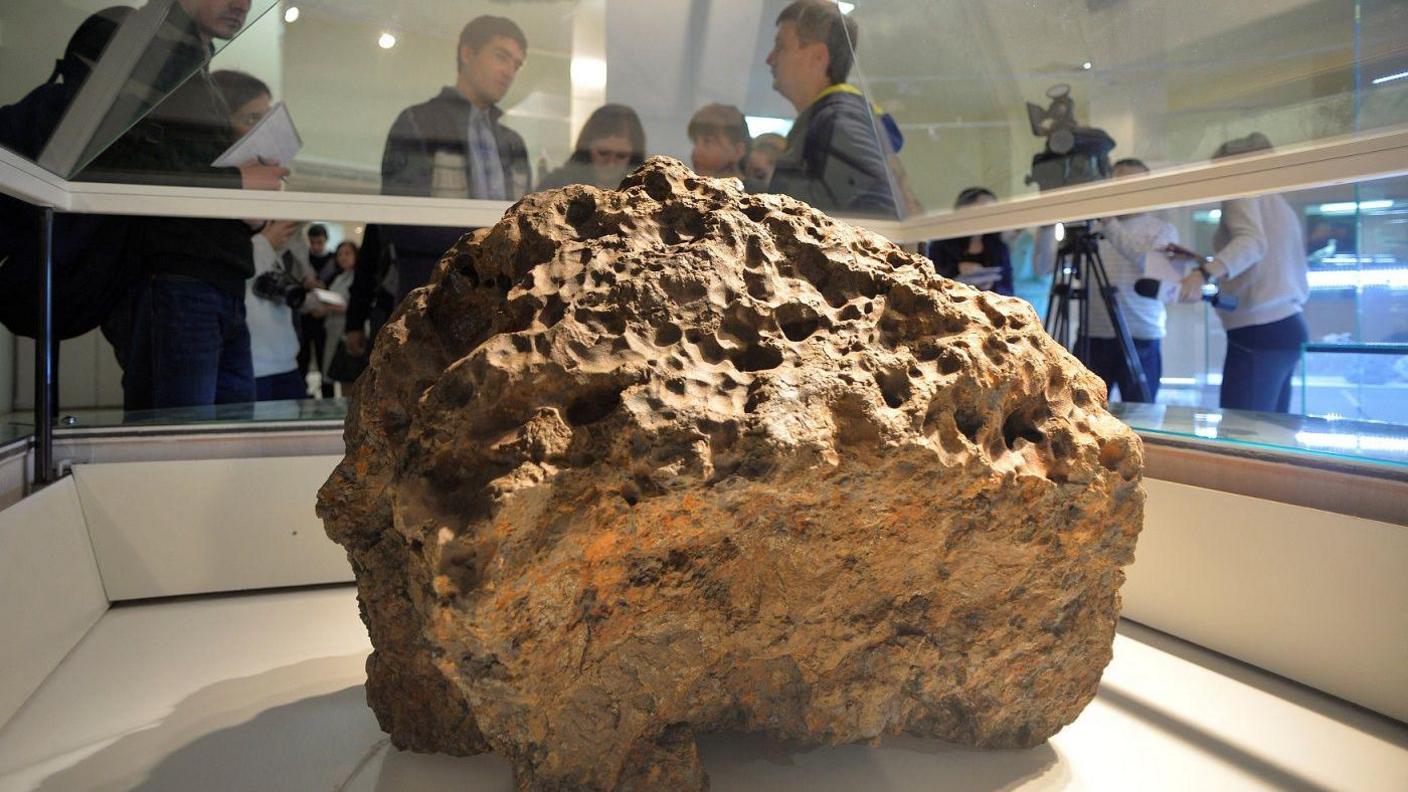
left=32, top=650, right=1062, bottom=792
left=1117, top=620, right=1408, bottom=740
left=33, top=654, right=385, bottom=792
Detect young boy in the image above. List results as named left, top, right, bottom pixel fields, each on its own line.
left=687, top=103, right=750, bottom=180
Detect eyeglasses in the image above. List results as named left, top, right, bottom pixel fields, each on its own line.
left=591, top=148, right=632, bottom=163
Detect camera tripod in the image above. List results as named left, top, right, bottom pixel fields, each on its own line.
left=1044, top=221, right=1152, bottom=403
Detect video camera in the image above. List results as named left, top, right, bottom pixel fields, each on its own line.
left=252, top=269, right=307, bottom=309
left=1024, top=84, right=1115, bottom=192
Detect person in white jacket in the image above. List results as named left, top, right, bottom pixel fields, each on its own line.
left=1087, top=158, right=1179, bottom=402
left=246, top=221, right=306, bottom=401
left=1030, top=159, right=1182, bottom=402
left=1174, top=133, right=1309, bottom=413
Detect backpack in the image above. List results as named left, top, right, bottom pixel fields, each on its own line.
left=0, top=8, right=136, bottom=340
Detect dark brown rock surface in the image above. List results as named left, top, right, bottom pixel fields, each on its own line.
left=318, top=157, right=1144, bottom=790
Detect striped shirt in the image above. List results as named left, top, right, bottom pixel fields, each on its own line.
left=467, top=105, right=507, bottom=200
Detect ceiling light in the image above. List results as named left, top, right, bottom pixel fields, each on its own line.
left=1081, top=61, right=1093, bottom=71
left=283, top=6, right=299, bottom=23
left=836, top=2, right=856, bottom=13
left=1371, top=70, right=1408, bottom=86
left=378, top=32, right=397, bottom=50
left=570, top=57, right=607, bottom=91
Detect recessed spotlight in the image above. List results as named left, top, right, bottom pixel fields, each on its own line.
left=284, top=6, right=299, bottom=23
left=1081, top=61, right=1093, bottom=71
left=378, top=32, right=397, bottom=49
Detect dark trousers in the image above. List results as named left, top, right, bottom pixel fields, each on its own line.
left=1088, top=337, right=1162, bottom=403
left=1221, top=313, right=1309, bottom=414
left=123, top=276, right=254, bottom=411
left=256, top=368, right=306, bottom=401
left=297, top=313, right=326, bottom=376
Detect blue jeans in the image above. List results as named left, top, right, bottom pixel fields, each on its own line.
left=123, top=276, right=255, bottom=412
left=1221, top=313, right=1309, bottom=414
left=256, top=368, right=306, bottom=401
left=1088, top=337, right=1162, bottom=403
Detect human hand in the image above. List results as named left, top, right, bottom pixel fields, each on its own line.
left=239, top=157, right=289, bottom=191
left=1164, top=242, right=1202, bottom=261
left=345, top=330, right=367, bottom=357
left=1178, top=269, right=1208, bottom=303
left=260, top=220, right=299, bottom=249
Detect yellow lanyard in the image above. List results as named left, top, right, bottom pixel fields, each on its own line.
left=811, top=83, right=886, bottom=117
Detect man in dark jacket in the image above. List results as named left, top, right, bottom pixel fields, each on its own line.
left=81, top=0, right=287, bottom=411
left=765, top=0, right=896, bottom=217
left=346, top=15, right=532, bottom=357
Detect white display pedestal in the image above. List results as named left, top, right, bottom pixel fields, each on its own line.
left=0, top=586, right=1403, bottom=792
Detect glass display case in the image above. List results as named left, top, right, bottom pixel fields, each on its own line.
left=1299, top=342, right=1408, bottom=423
left=1, top=0, right=1406, bottom=447
left=2, top=5, right=1407, bottom=789
left=2, top=1, right=1405, bottom=214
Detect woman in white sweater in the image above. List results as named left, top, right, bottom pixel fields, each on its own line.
left=1176, top=134, right=1310, bottom=413
left=246, top=221, right=306, bottom=400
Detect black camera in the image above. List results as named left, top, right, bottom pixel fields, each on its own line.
left=1025, top=84, right=1115, bottom=192
left=252, top=269, right=307, bottom=309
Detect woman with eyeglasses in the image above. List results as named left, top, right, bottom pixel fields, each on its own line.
left=540, top=104, right=647, bottom=190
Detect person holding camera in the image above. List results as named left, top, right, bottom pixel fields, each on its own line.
left=1170, top=133, right=1309, bottom=414
left=1087, top=158, right=1179, bottom=403
left=246, top=221, right=306, bottom=401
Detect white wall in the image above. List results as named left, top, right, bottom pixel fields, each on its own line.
left=0, top=477, right=108, bottom=728
left=1122, top=478, right=1408, bottom=723
left=73, top=455, right=351, bottom=600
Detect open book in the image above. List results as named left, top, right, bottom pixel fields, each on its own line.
left=213, top=101, right=302, bottom=168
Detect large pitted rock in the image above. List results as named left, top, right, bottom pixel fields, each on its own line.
left=318, top=157, right=1143, bottom=790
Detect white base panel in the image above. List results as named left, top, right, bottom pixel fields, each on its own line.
left=0, top=478, right=108, bottom=728
left=1122, top=478, right=1408, bottom=723
left=0, top=587, right=1402, bottom=792
left=0, top=446, right=27, bottom=512
left=71, top=456, right=351, bottom=600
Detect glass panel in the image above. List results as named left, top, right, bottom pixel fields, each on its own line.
left=51, top=397, right=349, bottom=429
left=20, top=398, right=1408, bottom=474
left=864, top=0, right=1408, bottom=216
left=58, top=1, right=909, bottom=215
left=0, top=422, right=31, bottom=448
left=5, top=1, right=1406, bottom=434
left=0, top=1, right=282, bottom=177
left=987, top=174, right=1407, bottom=427
left=8, top=1, right=1406, bottom=205
left=1109, top=402, right=1408, bottom=470
left=1300, top=344, right=1408, bottom=423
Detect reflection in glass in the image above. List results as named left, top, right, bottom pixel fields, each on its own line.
left=539, top=103, right=646, bottom=190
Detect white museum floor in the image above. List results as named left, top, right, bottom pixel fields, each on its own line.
left=0, top=585, right=1403, bottom=792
